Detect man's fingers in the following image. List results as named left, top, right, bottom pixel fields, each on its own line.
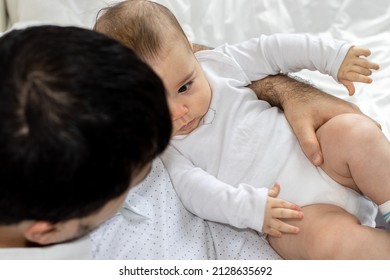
left=292, top=122, right=323, bottom=165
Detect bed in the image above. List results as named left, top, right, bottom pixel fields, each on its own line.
left=2, top=0, right=390, bottom=259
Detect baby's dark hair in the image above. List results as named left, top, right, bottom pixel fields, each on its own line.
left=94, top=0, right=190, bottom=62
left=0, top=25, right=171, bottom=224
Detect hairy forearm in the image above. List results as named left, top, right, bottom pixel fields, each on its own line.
left=192, top=45, right=318, bottom=108
left=193, top=46, right=359, bottom=120
left=248, top=74, right=322, bottom=109
left=192, top=42, right=326, bottom=108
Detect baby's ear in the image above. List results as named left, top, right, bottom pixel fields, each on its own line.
left=24, top=221, right=60, bottom=245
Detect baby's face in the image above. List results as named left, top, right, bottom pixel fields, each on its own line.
left=150, top=41, right=211, bottom=136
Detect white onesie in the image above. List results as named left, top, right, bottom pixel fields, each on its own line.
left=161, top=33, right=378, bottom=232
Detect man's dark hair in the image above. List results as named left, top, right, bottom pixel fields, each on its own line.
left=0, top=25, right=171, bottom=224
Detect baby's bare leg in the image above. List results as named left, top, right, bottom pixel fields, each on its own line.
left=316, top=113, right=390, bottom=205
left=269, top=204, right=390, bottom=259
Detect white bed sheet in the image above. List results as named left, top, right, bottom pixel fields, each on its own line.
left=5, top=0, right=389, bottom=135
left=156, top=0, right=390, bottom=139
left=3, top=0, right=390, bottom=259
left=0, top=0, right=6, bottom=31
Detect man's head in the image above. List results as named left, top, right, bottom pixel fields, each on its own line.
left=0, top=25, right=171, bottom=246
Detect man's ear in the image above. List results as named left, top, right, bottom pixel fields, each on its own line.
left=24, top=221, right=61, bottom=245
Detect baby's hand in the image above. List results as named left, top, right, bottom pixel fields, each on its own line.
left=262, top=182, right=303, bottom=237
left=338, top=46, right=380, bottom=96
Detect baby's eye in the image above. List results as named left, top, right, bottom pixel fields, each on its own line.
left=178, top=81, right=192, bottom=94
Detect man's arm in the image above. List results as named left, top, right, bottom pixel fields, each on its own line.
left=249, top=74, right=377, bottom=165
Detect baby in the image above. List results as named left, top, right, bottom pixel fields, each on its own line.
left=95, top=0, right=390, bottom=259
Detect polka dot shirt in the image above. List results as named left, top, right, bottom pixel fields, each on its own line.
left=90, top=158, right=281, bottom=260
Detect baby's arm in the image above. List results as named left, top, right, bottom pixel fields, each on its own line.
left=216, top=33, right=378, bottom=95
left=337, top=47, right=379, bottom=95
left=161, top=145, right=303, bottom=235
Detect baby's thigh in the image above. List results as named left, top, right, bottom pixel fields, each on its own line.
left=268, top=204, right=360, bottom=259
left=315, top=113, right=366, bottom=189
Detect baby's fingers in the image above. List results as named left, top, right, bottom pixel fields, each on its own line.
left=350, top=47, right=371, bottom=58
left=340, top=80, right=355, bottom=96
left=342, top=71, right=372, bottom=85
left=346, top=60, right=378, bottom=83
left=355, top=57, right=380, bottom=71
left=266, top=228, right=283, bottom=237
left=272, top=207, right=304, bottom=220
left=273, top=220, right=300, bottom=235
left=270, top=198, right=302, bottom=212
left=268, top=182, right=281, bottom=198
left=264, top=219, right=301, bottom=237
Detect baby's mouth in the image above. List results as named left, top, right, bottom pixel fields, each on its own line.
left=178, top=118, right=196, bottom=133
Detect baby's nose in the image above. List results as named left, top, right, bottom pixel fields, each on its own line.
left=170, top=102, right=188, bottom=121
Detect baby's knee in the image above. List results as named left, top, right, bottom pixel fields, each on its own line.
left=317, top=113, right=378, bottom=144
left=300, top=205, right=361, bottom=259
